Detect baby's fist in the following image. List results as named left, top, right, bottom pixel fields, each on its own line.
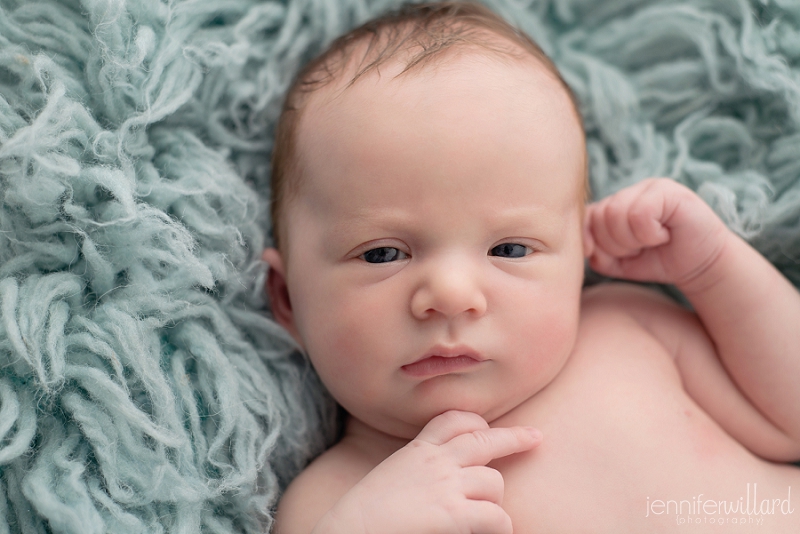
left=585, top=178, right=729, bottom=288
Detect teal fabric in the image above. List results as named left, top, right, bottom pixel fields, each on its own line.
left=0, top=0, right=798, bottom=531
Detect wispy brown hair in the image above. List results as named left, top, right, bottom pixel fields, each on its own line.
left=269, top=1, right=585, bottom=250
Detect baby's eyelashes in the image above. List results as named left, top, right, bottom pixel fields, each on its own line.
left=360, top=247, right=409, bottom=264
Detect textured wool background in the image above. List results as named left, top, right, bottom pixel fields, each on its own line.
left=0, top=0, right=799, bottom=532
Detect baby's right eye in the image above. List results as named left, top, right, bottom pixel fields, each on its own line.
left=360, top=247, right=408, bottom=264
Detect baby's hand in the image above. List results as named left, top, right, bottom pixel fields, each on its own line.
left=314, top=411, right=542, bottom=534
left=585, top=178, right=729, bottom=289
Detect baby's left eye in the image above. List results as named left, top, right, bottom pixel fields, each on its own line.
left=489, top=243, right=531, bottom=258
left=361, top=247, right=408, bottom=264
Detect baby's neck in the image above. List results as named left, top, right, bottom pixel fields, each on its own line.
left=341, top=415, right=410, bottom=461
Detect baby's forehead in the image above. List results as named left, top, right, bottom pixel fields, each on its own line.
left=299, top=46, right=571, bottom=138
left=291, top=52, right=586, bottom=206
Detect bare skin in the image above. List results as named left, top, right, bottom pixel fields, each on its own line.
left=264, top=50, right=800, bottom=532
left=278, top=283, right=800, bottom=533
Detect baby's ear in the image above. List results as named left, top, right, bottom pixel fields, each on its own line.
left=262, top=248, right=304, bottom=348
left=582, top=206, right=595, bottom=259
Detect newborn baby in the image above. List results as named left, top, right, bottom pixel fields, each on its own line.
left=262, top=2, right=800, bottom=532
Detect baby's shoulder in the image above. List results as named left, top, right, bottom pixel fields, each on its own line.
left=581, top=282, right=695, bottom=320
left=275, top=440, right=373, bottom=534
left=579, top=282, right=707, bottom=352
left=581, top=281, right=682, bottom=312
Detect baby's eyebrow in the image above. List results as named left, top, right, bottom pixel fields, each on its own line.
left=317, top=207, right=411, bottom=237
left=328, top=204, right=570, bottom=239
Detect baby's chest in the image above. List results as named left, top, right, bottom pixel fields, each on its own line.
left=489, top=319, right=800, bottom=532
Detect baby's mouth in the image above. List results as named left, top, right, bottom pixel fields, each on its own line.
left=401, top=346, right=483, bottom=378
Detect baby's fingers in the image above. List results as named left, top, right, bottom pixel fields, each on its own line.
left=588, top=180, right=672, bottom=257
left=586, top=243, right=626, bottom=278
left=416, top=410, right=493, bottom=446
left=445, top=424, right=542, bottom=467
left=463, top=500, right=513, bottom=534
left=461, top=465, right=505, bottom=504
left=416, top=411, right=542, bottom=466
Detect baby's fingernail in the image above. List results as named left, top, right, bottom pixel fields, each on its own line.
left=525, top=427, right=543, bottom=441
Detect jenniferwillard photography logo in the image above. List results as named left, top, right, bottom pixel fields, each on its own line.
left=646, top=484, right=794, bottom=526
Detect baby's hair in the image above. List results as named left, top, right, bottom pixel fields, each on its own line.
left=270, top=0, right=586, bottom=250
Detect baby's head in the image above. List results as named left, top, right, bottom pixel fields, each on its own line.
left=269, top=1, right=588, bottom=251
left=264, top=1, right=590, bottom=439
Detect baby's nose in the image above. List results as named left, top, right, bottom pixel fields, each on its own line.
left=410, top=259, right=487, bottom=320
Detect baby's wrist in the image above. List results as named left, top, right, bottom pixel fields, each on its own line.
left=674, top=228, right=734, bottom=298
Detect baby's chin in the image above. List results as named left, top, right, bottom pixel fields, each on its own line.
left=365, top=390, right=546, bottom=441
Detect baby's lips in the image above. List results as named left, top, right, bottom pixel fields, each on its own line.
left=400, top=354, right=482, bottom=378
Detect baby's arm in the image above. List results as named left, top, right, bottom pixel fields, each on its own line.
left=275, top=411, right=541, bottom=534
left=585, top=178, right=800, bottom=460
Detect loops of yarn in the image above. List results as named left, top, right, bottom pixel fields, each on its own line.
left=0, top=275, right=81, bottom=391
left=1, top=0, right=339, bottom=532
left=0, top=378, right=36, bottom=466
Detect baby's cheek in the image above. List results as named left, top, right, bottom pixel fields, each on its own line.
left=304, top=311, right=387, bottom=398
left=516, top=301, right=579, bottom=372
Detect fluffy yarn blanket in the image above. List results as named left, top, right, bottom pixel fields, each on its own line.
left=0, top=0, right=798, bottom=532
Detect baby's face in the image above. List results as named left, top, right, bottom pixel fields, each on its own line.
left=266, top=53, right=587, bottom=439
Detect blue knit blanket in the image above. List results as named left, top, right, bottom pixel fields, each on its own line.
left=0, top=0, right=798, bottom=532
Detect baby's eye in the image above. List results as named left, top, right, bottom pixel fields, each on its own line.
left=361, top=247, right=408, bottom=264
left=489, top=243, right=531, bottom=258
